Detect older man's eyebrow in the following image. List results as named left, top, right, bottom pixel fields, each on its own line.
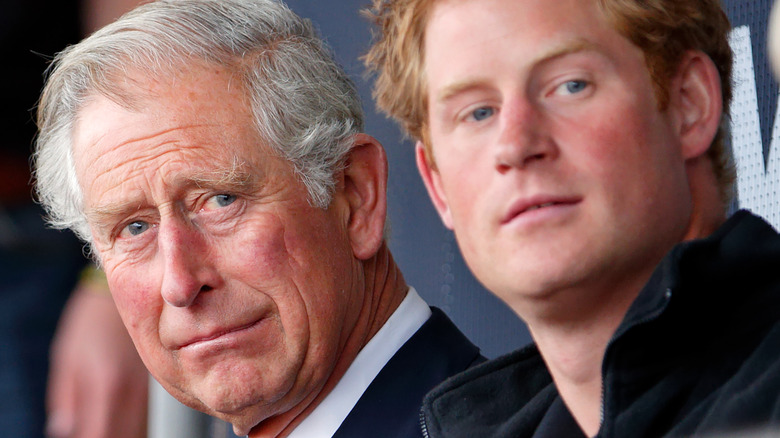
left=85, top=200, right=149, bottom=239
left=435, top=39, right=600, bottom=104
left=188, top=158, right=258, bottom=192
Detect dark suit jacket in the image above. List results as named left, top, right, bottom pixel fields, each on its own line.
left=332, top=307, right=484, bottom=437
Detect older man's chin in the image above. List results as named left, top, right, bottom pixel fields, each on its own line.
left=224, top=402, right=302, bottom=438
left=217, top=381, right=326, bottom=437
left=195, top=391, right=279, bottom=437
left=154, top=369, right=294, bottom=436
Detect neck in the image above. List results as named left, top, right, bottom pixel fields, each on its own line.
left=682, top=156, right=727, bottom=241
left=526, top=273, right=644, bottom=437
left=248, top=243, right=408, bottom=438
left=353, top=243, right=410, bottom=343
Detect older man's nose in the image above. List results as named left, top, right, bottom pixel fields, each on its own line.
left=159, top=221, right=217, bottom=307
left=494, top=101, right=558, bottom=173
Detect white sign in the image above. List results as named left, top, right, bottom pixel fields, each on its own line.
left=730, top=25, right=780, bottom=229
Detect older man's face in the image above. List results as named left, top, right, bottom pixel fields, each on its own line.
left=72, top=65, right=362, bottom=430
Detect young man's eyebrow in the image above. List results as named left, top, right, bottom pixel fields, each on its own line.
left=435, top=39, right=601, bottom=104
left=436, top=79, right=493, bottom=104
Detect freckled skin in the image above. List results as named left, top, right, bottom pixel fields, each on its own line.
left=418, top=0, right=724, bottom=433
left=72, top=66, right=364, bottom=433
left=419, top=0, right=696, bottom=318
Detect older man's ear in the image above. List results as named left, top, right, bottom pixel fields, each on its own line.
left=340, top=134, right=389, bottom=260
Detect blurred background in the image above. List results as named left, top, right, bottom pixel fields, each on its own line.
left=1, top=0, right=778, bottom=437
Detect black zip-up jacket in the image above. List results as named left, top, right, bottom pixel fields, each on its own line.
left=420, top=211, right=780, bottom=437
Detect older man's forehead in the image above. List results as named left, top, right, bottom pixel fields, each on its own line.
left=72, top=59, right=278, bottom=235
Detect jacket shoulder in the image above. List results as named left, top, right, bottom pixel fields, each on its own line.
left=421, top=345, right=556, bottom=438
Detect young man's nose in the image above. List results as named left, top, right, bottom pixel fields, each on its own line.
left=494, top=101, right=557, bottom=172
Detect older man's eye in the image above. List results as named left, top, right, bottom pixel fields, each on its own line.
left=215, top=194, right=236, bottom=207
left=126, top=221, right=149, bottom=236
left=205, top=194, right=237, bottom=210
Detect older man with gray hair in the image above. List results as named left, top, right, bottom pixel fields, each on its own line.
left=33, top=0, right=483, bottom=436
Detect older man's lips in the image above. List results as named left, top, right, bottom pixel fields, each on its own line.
left=502, top=195, right=581, bottom=225
left=177, top=319, right=264, bottom=350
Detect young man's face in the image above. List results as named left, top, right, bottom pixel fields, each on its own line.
left=419, top=0, right=697, bottom=314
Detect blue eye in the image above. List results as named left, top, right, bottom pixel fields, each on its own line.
left=470, top=107, right=495, bottom=121
left=201, top=193, right=239, bottom=213
left=214, top=194, right=237, bottom=208
left=126, top=221, right=149, bottom=236
left=563, top=80, right=588, bottom=94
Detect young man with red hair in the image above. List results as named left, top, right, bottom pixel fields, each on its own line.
left=366, top=0, right=780, bottom=436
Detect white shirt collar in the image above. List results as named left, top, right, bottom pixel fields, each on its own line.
left=287, top=287, right=431, bottom=438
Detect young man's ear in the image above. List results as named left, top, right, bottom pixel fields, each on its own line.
left=671, top=50, right=723, bottom=160
left=342, top=133, right=388, bottom=260
left=416, top=141, right=454, bottom=229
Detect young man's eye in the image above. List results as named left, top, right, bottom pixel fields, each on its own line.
left=469, top=107, right=495, bottom=121
left=556, top=80, right=589, bottom=95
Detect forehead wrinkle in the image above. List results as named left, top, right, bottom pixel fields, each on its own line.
left=435, top=38, right=600, bottom=104
left=83, top=138, right=180, bottom=206
left=105, top=123, right=220, bottom=153
left=83, top=118, right=239, bottom=188
left=76, top=93, right=217, bottom=154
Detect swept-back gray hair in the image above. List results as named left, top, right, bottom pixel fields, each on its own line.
left=34, top=0, right=363, bottom=243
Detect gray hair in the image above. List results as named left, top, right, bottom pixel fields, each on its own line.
left=34, top=0, right=364, bottom=243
